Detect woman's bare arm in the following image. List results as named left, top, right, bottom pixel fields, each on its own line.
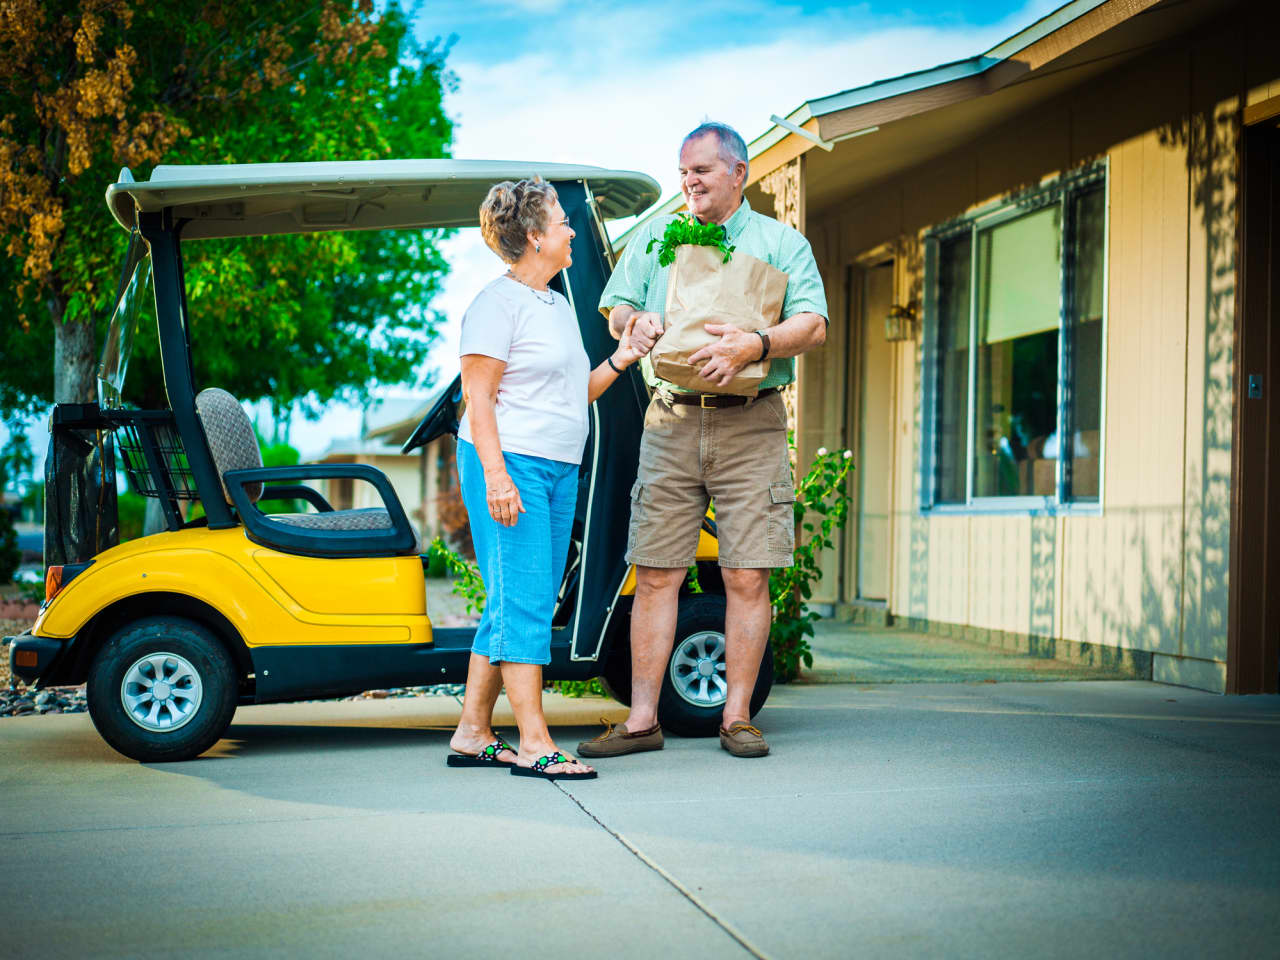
left=460, top=354, right=524, bottom=526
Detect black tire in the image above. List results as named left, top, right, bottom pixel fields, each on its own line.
left=87, top=616, right=238, bottom=763
left=602, top=593, right=774, bottom=737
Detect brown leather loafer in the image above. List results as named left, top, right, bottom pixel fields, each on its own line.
left=577, top=718, right=664, bottom=758
left=719, top=721, right=769, bottom=758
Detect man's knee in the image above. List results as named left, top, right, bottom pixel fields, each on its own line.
left=721, top=566, right=770, bottom=599
left=634, top=565, right=686, bottom=599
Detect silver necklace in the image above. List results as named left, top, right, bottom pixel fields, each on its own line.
left=506, top=270, right=555, bottom=305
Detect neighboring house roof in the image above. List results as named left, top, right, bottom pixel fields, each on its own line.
left=615, top=0, right=1222, bottom=248
left=363, top=396, right=426, bottom=437
left=306, top=383, right=457, bottom=465
left=310, top=438, right=406, bottom=462
left=364, top=381, right=455, bottom=447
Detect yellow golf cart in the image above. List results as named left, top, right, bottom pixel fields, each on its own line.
left=6, top=160, right=774, bottom=762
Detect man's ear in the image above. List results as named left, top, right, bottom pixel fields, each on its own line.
left=732, top=161, right=747, bottom=192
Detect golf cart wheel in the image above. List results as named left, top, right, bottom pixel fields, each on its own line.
left=87, top=616, right=238, bottom=763
left=657, top=593, right=774, bottom=738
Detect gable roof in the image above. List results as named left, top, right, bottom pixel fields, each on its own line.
left=617, top=0, right=1226, bottom=247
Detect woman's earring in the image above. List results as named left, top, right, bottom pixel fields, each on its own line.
left=535, top=241, right=541, bottom=253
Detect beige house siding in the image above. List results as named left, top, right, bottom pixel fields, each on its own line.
left=794, top=11, right=1277, bottom=692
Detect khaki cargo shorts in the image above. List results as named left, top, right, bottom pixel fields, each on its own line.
left=626, top=390, right=796, bottom=569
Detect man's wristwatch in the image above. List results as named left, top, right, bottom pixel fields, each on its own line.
left=755, top=330, right=771, bottom=362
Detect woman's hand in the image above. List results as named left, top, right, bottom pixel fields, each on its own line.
left=485, top=469, right=525, bottom=527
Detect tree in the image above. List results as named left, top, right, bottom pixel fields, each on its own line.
left=1, top=1, right=454, bottom=418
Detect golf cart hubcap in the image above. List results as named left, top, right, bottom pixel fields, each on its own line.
left=121, top=653, right=203, bottom=732
left=670, top=630, right=727, bottom=707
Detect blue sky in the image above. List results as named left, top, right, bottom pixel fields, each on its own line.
left=351, top=0, right=1063, bottom=461
left=3, top=0, right=1065, bottom=470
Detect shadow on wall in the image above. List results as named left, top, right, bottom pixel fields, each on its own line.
left=1150, top=97, right=1237, bottom=664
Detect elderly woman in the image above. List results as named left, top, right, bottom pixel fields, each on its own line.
left=446, top=178, right=647, bottom=780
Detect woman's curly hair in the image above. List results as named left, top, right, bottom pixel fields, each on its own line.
left=479, top=177, right=559, bottom=263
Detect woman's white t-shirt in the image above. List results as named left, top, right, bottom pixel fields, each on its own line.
left=457, top=275, right=591, bottom=465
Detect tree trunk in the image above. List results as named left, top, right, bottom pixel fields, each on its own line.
left=52, top=300, right=96, bottom=404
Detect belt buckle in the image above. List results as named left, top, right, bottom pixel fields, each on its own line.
left=699, top=394, right=714, bottom=409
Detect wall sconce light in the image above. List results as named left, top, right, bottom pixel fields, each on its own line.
left=885, top=300, right=919, bottom=342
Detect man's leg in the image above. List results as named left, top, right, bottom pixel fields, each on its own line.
left=624, top=564, right=686, bottom=732
left=719, top=566, right=772, bottom=728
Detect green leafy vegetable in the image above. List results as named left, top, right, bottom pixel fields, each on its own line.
left=646, top=214, right=735, bottom=267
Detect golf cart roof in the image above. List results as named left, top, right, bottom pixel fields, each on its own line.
left=105, top=160, right=662, bottom=240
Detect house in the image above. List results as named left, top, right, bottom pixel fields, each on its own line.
left=619, top=0, right=1279, bottom=693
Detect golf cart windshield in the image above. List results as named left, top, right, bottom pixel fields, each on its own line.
left=98, top=230, right=152, bottom=408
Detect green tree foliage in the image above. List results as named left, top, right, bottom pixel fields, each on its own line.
left=1, top=1, right=455, bottom=417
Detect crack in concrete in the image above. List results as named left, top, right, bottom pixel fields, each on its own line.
left=555, top=783, right=771, bottom=960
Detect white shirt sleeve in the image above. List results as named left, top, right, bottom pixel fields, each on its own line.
left=459, top=289, right=515, bottom=362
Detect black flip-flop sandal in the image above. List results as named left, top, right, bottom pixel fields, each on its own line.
left=446, top=733, right=517, bottom=768
left=510, top=751, right=598, bottom=781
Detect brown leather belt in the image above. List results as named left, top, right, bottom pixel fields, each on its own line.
left=665, top=386, right=780, bottom=408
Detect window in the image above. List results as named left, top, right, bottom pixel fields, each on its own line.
left=925, top=170, right=1105, bottom=509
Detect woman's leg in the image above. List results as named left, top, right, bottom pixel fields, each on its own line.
left=502, top=662, right=591, bottom=773
left=449, top=653, right=515, bottom=760
left=507, top=460, right=590, bottom=773
left=448, top=441, right=515, bottom=760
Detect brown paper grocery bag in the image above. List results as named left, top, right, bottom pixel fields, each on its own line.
left=650, top=244, right=788, bottom=395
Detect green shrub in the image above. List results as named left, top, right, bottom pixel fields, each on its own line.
left=769, top=442, right=854, bottom=683
left=117, top=490, right=148, bottom=542
left=426, top=536, right=486, bottom=615
left=423, top=547, right=449, bottom=578
left=548, top=678, right=608, bottom=698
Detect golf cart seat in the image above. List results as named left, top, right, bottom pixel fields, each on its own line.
left=194, top=388, right=420, bottom=558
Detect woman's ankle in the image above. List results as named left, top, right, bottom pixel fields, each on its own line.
left=452, top=722, right=494, bottom=741
left=519, top=738, right=560, bottom=758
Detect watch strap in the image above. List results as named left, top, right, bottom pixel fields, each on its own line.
left=756, top=330, right=771, bottom=362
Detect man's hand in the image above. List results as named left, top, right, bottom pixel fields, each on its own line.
left=628, top=311, right=664, bottom=354
left=688, top=322, right=764, bottom=387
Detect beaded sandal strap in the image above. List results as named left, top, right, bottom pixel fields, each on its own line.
left=530, top=751, right=571, bottom=773
left=477, top=734, right=515, bottom=762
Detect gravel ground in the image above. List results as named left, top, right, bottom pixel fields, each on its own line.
left=1, top=578, right=481, bottom=718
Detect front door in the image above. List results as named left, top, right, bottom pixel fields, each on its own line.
left=1230, top=120, right=1280, bottom=693
left=847, top=260, right=895, bottom=601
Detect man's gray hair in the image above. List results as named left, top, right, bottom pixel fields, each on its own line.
left=682, top=121, right=749, bottom=182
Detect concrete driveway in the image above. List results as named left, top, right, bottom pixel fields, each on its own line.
left=2, top=681, right=1278, bottom=959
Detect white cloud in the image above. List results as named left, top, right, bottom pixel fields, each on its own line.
left=292, top=0, right=1063, bottom=457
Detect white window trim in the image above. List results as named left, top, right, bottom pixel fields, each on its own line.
left=920, top=160, right=1109, bottom=517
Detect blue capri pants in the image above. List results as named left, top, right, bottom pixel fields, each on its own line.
left=457, top=439, right=578, bottom=665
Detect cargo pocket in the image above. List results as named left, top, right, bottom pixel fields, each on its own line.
left=627, top=480, right=645, bottom=553
left=766, top=481, right=797, bottom=555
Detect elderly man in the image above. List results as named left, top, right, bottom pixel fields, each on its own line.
left=580, top=122, right=827, bottom=759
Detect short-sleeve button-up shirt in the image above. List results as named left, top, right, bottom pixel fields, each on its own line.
left=598, top=198, right=828, bottom=393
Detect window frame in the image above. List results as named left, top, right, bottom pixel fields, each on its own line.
left=920, top=161, right=1109, bottom=516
